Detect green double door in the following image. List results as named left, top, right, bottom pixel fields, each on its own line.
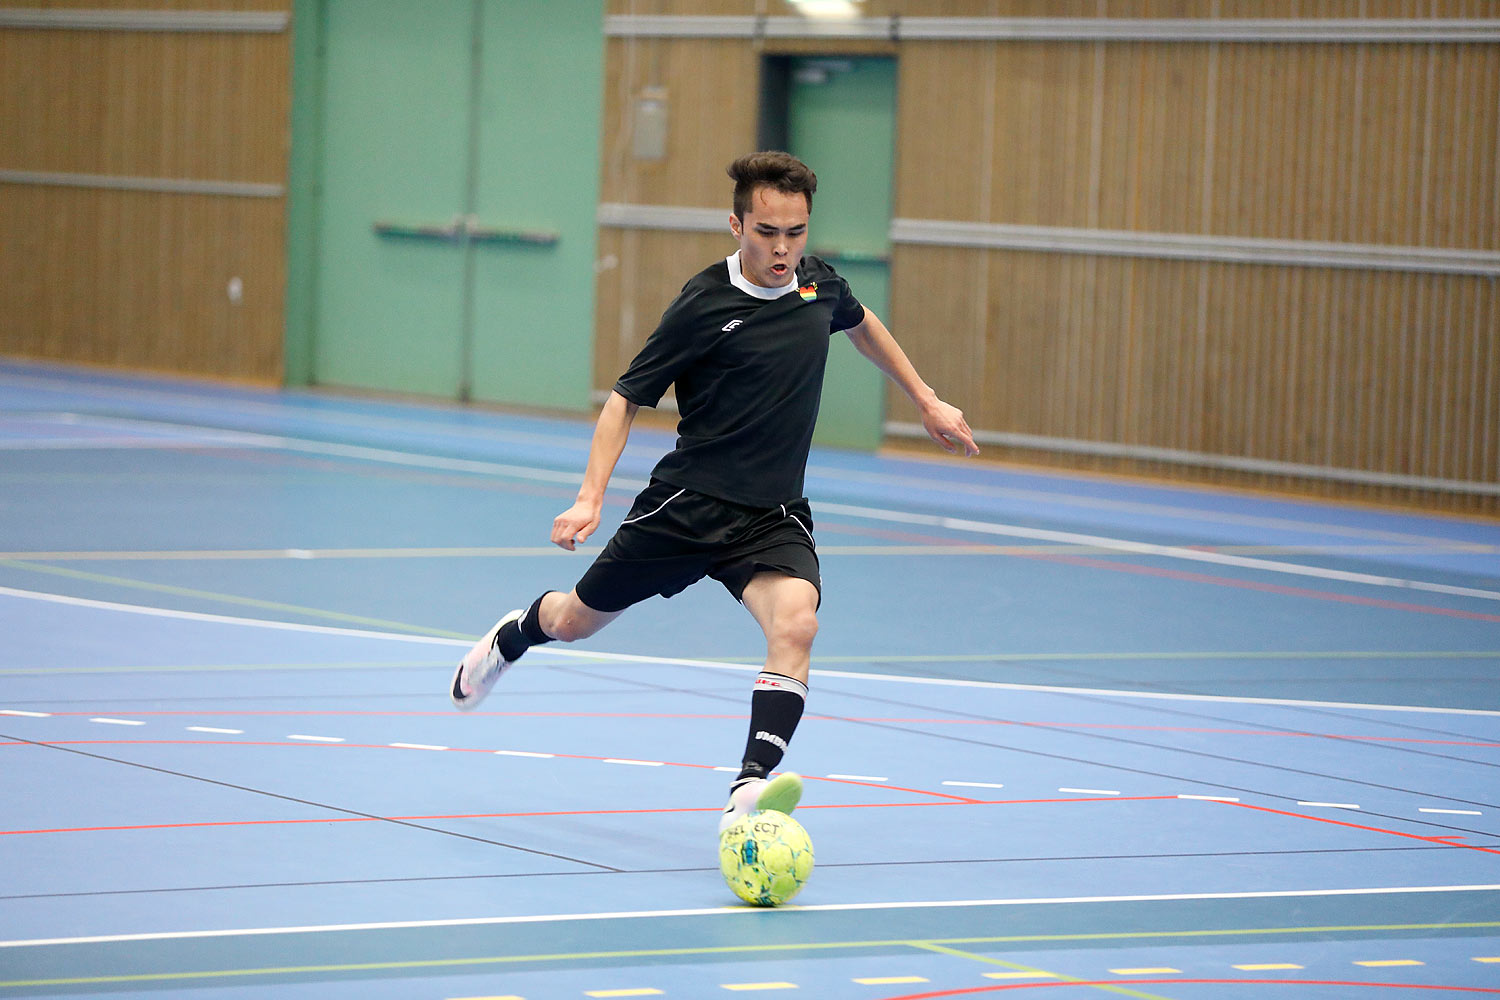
left=786, top=57, right=898, bottom=451
left=296, top=0, right=602, bottom=409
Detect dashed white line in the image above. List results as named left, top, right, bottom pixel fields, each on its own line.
left=15, top=708, right=1481, bottom=832
left=943, top=781, right=1005, bottom=790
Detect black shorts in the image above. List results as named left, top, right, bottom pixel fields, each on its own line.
left=574, top=480, right=821, bottom=614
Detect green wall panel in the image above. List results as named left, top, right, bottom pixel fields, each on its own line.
left=310, top=0, right=472, bottom=397
left=289, top=0, right=602, bottom=411
left=285, top=0, right=323, bottom=387
left=471, top=0, right=602, bottom=411
left=787, top=57, right=897, bottom=451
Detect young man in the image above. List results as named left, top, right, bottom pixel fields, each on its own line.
left=451, top=151, right=978, bottom=835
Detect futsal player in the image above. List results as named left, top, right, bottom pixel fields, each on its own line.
left=451, top=151, right=978, bottom=834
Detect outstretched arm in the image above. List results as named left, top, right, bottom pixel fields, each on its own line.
left=844, top=307, right=979, bottom=457
left=552, top=390, right=639, bottom=550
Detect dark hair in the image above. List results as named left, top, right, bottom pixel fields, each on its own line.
left=727, top=151, right=817, bottom=219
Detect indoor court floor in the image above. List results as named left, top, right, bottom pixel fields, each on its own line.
left=1, top=358, right=1497, bottom=998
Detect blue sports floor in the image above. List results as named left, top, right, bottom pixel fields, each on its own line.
left=1, top=358, right=1498, bottom=999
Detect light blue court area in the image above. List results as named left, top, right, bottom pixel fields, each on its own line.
left=1, top=360, right=1498, bottom=999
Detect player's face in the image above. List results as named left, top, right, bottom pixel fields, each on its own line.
left=731, top=186, right=809, bottom=288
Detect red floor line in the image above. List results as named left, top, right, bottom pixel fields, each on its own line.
left=901, top=724, right=1500, bottom=748
left=1220, top=800, right=1500, bottom=856
left=1029, top=552, right=1500, bottom=623
left=20, top=713, right=1498, bottom=747
left=808, top=774, right=981, bottom=802
left=879, top=980, right=1500, bottom=998
left=0, top=739, right=982, bottom=803
left=0, top=796, right=1176, bottom=837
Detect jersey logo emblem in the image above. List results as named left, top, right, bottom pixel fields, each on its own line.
left=721, top=319, right=744, bottom=332
left=798, top=283, right=818, bottom=302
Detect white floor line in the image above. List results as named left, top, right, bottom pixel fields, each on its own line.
left=803, top=464, right=1497, bottom=550
left=0, top=585, right=463, bottom=645
left=815, top=501, right=1500, bottom=604
left=4, top=584, right=1500, bottom=718
left=0, top=373, right=595, bottom=452
left=11, top=402, right=1494, bottom=603
left=3, top=884, right=1497, bottom=950
left=6, top=368, right=1484, bottom=549
left=15, top=411, right=617, bottom=490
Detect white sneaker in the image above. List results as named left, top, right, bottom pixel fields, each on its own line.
left=450, top=609, right=524, bottom=711
left=718, top=771, right=803, bottom=834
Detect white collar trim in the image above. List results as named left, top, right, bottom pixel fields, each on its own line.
left=727, top=252, right=798, bottom=300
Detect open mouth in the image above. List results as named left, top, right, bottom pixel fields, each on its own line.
left=771, top=263, right=788, bottom=276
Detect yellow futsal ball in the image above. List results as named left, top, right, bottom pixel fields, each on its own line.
left=719, top=810, right=814, bottom=906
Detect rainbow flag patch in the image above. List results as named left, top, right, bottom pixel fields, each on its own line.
left=798, top=283, right=817, bottom=302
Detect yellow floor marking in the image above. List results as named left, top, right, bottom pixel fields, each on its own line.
left=913, top=942, right=1175, bottom=1000
left=1354, top=960, right=1424, bottom=967
left=983, top=971, right=1062, bottom=979
left=0, top=559, right=465, bottom=638
left=9, top=923, right=1500, bottom=991
left=1475, top=957, right=1500, bottom=963
left=853, top=977, right=929, bottom=985
left=1233, top=964, right=1304, bottom=971
left=585, top=991, right=664, bottom=998
left=720, top=985, right=797, bottom=992
left=1110, top=968, right=1182, bottom=975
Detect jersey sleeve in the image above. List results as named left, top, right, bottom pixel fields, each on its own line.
left=829, top=274, right=865, bottom=333
left=612, top=284, right=705, bottom=408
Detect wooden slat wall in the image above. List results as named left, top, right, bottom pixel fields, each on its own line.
left=600, top=2, right=1500, bottom=510
left=0, top=1, right=290, bottom=381
left=595, top=32, right=757, bottom=388
left=594, top=228, right=739, bottom=394
left=890, top=31, right=1498, bottom=510
left=608, top=2, right=1500, bottom=23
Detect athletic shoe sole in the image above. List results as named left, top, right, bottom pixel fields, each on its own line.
left=754, top=771, right=803, bottom=816
left=719, top=771, right=804, bottom=835
left=450, top=609, right=523, bottom=711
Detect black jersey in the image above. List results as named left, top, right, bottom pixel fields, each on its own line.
left=613, top=252, right=865, bottom=507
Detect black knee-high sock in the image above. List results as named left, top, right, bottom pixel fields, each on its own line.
left=496, top=592, right=555, bottom=662
left=736, top=671, right=808, bottom=783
